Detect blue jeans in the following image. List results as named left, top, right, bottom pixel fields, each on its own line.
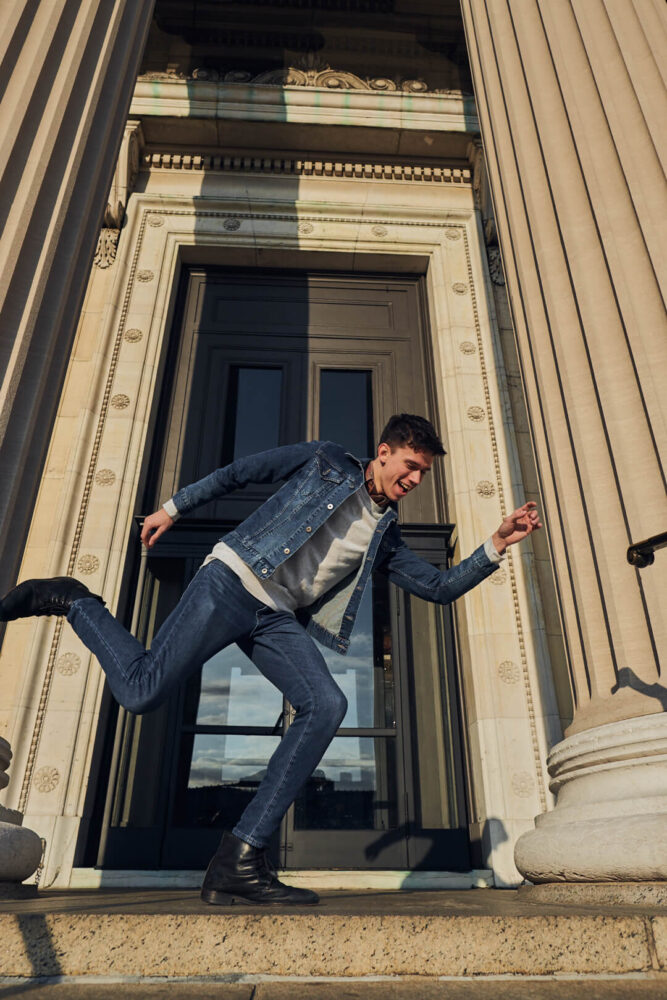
left=68, top=560, right=348, bottom=848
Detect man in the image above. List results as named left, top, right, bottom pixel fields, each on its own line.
left=0, top=413, right=541, bottom=906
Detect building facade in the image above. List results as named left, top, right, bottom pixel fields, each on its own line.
left=0, top=0, right=664, bottom=892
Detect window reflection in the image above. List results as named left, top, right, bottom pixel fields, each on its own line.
left=174, top=733, right=280, bottom=828
left=321, top=577, right=394, bottom=729
left=222, top=366, right=282, bottom=463
left=294, top=736, right=397, bottom=830
left=319, top=369, right=373, bottom=458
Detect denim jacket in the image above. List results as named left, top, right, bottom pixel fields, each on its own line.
left=169, top=440, right=498, bottom=654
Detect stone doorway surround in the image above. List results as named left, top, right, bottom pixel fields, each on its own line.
left=0, top=87, right=562, bottom=890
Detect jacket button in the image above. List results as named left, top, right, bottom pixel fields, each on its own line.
left=327, top=503, right=334, bottom=509
left=305, top=526, right=312, bottom=532
left=261, top=568, right=268, bottom=574
left=284, top=547, right=290, bottom=554
left=345, top=614, right=353, bottom=621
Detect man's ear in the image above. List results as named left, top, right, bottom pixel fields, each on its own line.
left=377, top=442, right=391, bottom=463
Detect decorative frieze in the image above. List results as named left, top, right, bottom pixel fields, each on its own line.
left=142, top=151, right=472, bottom=185
left=487, top=245, right=505, bottom=285
left=138, top=64, right=472, bottom=97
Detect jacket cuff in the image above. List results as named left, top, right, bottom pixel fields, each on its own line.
left=484, top=536, right=506, bottom=563
left=163, top=498, right=180, bottom=521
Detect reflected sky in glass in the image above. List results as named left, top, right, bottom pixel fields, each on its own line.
left=188, top=733, right=280, bottom=788
left=319, top=369, right=373, bottom=458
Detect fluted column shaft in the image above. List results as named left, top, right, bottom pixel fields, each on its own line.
left=461, top=0, right=666, bottom=735
left=0, top=0, right=154, bottom=598
left=460, top=0, right=667, bottom=885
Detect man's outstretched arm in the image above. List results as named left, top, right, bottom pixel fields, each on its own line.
left=141, top=440, right=322, bottom=549
left=378, top=502, right=542, bottom=605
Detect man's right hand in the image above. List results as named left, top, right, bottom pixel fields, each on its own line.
left=141, top=508, right=174, bottom=549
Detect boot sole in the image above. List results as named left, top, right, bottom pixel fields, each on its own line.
left=200, top=888, right=319, bottom=906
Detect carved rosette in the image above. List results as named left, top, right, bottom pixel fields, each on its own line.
left=512, top=772, right=534, bottom=798
left=498, top=660, right=521, bottom=684
left=476, top=480, right=496, bottom=498
left=93, top=228, right=120, bottom=269
left=459, top=341, right=476, bottom=355
left=110, top=394, right=130, bottom=409
left=77, top=554, right=100, bottom=575
left=452, top=282, right=468, bottom=295
left=124, top=329, right=143, bottom=343
left=56, top=653, right=81, bottom=676
left=94, top=469, right=116, bottom=486
left=467, top=406, right=485, bottom=422
left=34, top=766, right=59, bottom=793
left=223, top=217, right=241, bottom=231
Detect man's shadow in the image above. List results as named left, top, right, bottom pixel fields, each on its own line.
left=611, top=667, right=667, bottom=711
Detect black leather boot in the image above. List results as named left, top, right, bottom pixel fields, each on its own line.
left=0, top=577, right=104, bottom=622
left=201, top=831, right=319, bottom=906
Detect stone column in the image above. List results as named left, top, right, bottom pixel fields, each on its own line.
left=460, top=0, right=667, bottom=885
left=0, top=0, right=155, bottom=599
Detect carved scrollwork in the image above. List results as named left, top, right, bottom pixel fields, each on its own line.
left=93, top=229, right=120, bottom=269
left=138, top=64, right=451, bottom=95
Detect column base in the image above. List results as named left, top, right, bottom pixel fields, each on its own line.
left=515, top=712, right=667, bottom=884
left=518, top=881, right=667, bottom=905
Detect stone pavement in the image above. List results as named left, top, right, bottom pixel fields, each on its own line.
left=1, top=979, right=667, bottom=999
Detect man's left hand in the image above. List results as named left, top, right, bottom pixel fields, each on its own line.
left=492, top=502, right=542, bottom=555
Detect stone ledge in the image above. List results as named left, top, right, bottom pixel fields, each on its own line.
left=0, top=909, right=660, bottom=978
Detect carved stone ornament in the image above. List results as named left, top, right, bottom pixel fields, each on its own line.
left=94, top=469, right=116, bottom=486
left=459, top=341, right=476, bottom=355
left=137, top=270, right=154, bottom=282
left=56, top=653, right=81, bottom=676
left=139, top=62, right=471, bottom=96
left=124, top=328, right=143, bottom=343
left=498, top=660, right=521, bottom=684
left=445, top=228, right=462, bottom=240
left=488, top=245, right=505, bottom=285
left=512, top=771, right=534, bottom=798
left=34, top=766, right=59, bottom=793
left=223, top=217, right=241, bottom=231
left=467, top=406, right=485, bottom=422
left=489, top=568, right=507, bottom=586
left=93, top=228, right=120, bottom=269
left=147, top=215, right=164, bottom=227
left=111, top=394, right=130, bottom=409
left=452, top=282, right=468, bottom=295
left=476, top=480, right=496, bottom=498
left=77, top=554, right=100, bottom=575
left=298, top=221, right=314, bottom=234
left=371, top=225, right=388, bottom=238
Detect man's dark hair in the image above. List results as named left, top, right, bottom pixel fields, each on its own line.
left=378, top=414, right=446, bottom=456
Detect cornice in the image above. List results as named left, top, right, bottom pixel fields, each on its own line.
left=130, top=78, right=478, bottom=134
left=141, top=151, right=472, bottom=185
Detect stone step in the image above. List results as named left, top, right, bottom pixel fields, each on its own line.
left=1, top=979, right=667, bottom=999
left=1, top=889, right=666, bottom=982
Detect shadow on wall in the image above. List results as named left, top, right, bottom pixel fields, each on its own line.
left=611, top=667, right=667, bottom=712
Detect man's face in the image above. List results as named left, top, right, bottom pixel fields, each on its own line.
left=375, top=443, right=435, bottom=502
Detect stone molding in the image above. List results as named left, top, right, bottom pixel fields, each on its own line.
left=138, top=64, right=472, bottom=96
left=142, top=151, right=471, bottom=184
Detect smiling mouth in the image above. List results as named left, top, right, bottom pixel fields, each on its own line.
left=398, top=480, right=411, bottom=495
